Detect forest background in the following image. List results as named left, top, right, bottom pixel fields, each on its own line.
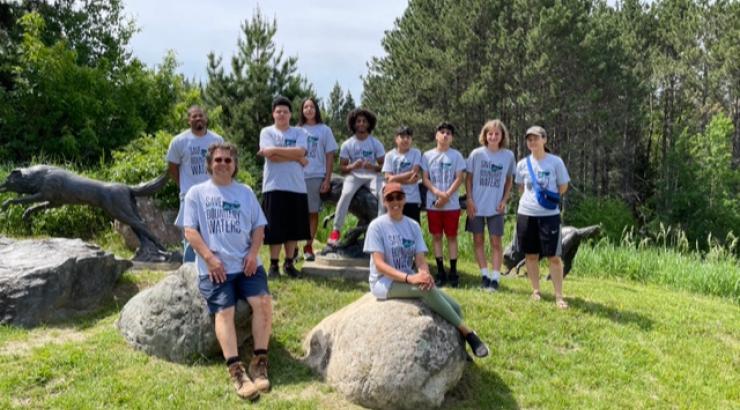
left=0, top=0, right=737, bottom=258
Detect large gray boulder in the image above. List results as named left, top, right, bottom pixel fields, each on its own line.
left=117, top=263, right=251, bottom=363
left=303, top=293, right=467, bottom=409
left=0, top=237, right=131, bottom=327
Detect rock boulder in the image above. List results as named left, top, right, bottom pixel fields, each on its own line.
left=0, top=237, right=131, bottom=327
left=303, top=293, right=467, bottom=409
left=117, top=263, right=251, bottom=363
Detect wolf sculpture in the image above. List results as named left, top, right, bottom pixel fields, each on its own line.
left=0, top=165, right=175, bottom=262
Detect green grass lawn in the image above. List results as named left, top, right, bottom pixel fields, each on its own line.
left=1, top=259, right=738, bottom=409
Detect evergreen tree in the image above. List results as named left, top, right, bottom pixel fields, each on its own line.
left=204, top=8, right=313, bottom=178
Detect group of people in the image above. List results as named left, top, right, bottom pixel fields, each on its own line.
left=165, top=97, right=570, bottom=399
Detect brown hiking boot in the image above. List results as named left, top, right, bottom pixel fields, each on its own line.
left=248, top=354, right=271, bottom=392
left=228, top=361, right=259, bottom=400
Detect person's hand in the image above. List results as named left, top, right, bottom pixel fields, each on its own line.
left=435, top=189, right=450, bottom=200
left=320, top=178, right=331, bottom=193
left=410, top=271, right=435, bottom=291
left=299, top=157, right=309, bottom=167
left=467, top=199, right=476, bottom=216
left=496, top=200, right=506, bottom=214
left=351, top=159, right=363, bottom=170
left=434, top=196, right=449, bottom=208
left=243, top=253, right=258, bottom=276
left=363, top=160, right=376, bottom=170
left=408, top=171, right=420, bottom=183
left=206, top=254, right=226, bottom=283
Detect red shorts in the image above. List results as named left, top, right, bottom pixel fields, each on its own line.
left=427, top=210, right=461, bottom=237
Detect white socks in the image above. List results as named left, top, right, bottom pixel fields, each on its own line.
left=491, top=270, right=500, bottom=281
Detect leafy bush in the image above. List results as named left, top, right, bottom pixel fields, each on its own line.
left=565, top=195, right=635, bottom=241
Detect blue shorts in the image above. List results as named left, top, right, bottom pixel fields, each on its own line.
left=198, top=266, right=270, bottom=314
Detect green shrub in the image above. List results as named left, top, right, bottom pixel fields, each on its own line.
left=565, top=195, right=635, bottom=240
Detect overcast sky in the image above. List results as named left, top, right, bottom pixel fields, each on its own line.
left=124, top=0, right=409, bottom=103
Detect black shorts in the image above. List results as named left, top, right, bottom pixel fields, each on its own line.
left=516, top=214, right=562, bottom=257
left=403, top=203, right=421, bottom=224
left=262, top=190, right=311, bottom=244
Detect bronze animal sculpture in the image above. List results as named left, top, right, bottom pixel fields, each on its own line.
left=503, top=225, right=600, bottom=277
left=0, top=165, right=177, bottom=262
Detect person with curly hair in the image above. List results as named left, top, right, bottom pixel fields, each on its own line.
left=327, top=108, right=385, bottom=246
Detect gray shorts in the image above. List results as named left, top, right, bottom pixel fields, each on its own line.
left=305, top=177, right=324, bottom=213
left=466, top=214, right=504, bottom=236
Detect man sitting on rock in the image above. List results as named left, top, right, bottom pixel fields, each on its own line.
left=183, top=142, right=273, bottom=400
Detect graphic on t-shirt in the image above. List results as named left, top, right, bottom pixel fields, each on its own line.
left=479, top=160, right=504, bottom=188
left=307, top=135, right=319, bottom=158
left=526, top=170, right=551, bottom=190
left=430, top=161, right=454, bottom=186
left=362, top=149, right=374, bottom=160
left=388, top=233, right=416, bottom=272
left=284, top=138, right=297, bottom=147
left=395, top=158, right=412, bottom=172
left=189, top=146, right=208, bottom=176
left=204, top=196, right=241, bottom=234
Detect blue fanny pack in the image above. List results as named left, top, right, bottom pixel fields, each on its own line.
left=526, top=156, right=560, bottom=210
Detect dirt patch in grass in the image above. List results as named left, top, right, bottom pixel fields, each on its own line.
left=0, top=328, right=88, bottom=356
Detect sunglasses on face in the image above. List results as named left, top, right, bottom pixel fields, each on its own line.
left=385, top=193, right=405, bottom=202
left=213, top=157, right=233, bottom=164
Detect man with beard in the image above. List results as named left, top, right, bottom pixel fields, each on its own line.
left=167, top=105, right=224, bottom=262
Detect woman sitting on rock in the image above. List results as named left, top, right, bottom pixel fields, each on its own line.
left=363, top=182, right=489, bottom=358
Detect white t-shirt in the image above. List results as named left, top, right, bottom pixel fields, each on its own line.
left=166, top=130, right=224, bottom=195
left=421, top=148, right=466, bottom=211
left=300, top=123, right=338, bottom=179
left=183, top=180, right=267, bottom=277
left=339, top=135, right=385, bottom=177
left=259, top=125, right=308, bottom=193
left=382, top=148, right=422, bottom=204
left=363, top=214, right=428, bottom=299
left=515, top=153, right=570, bottom=216
left=466, top=147, right=516, bottom=217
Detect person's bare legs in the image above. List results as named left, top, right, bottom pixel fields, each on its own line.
left=448, top=236, right=458, bottom=259
left=214, top=307, right=238, bottom=358
left=283, top=241, right=297, bottom=262
left=491, top=235, right=503, bottom=272
left=269, top=244, right=281, bottom=260
left=307, top=213, right=319, bottom=247
left=247, top=295, right=273, bottom=349
left=473, top=233, right=486, bottom=269
left=548, top=256, right=567, bottom=308
left=432, top=234, right=444, bottom=259
left=525, top=254, right=541, bottom=300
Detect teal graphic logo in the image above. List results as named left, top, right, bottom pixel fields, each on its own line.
left=308, top=136, right=319, bottom=143
left=362, top=149, right=374, bottom=158
left=402, top=238, right=415, bottom=248
left=284, top=139, right=297, bottom=147
left=222, top=201, right=241, bottom=211
left=538, top=170, right=551, bottom=178
left=200, top=149, right=207, bottom=157
left=400, top=159, right=411, bottom=169
left=490, top=163, right=503, bottom=172
left=440, top=162, right=452, bottom=170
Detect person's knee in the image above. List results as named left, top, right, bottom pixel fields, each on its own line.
left=249, top=294, right=273, bottom=314
left=215, top=306, right=236, bottom=322
left=432, top=234, right=443, bottom=241
left=525, top=254, right=539, bottom=262
left=548, top=256, right=562, bottom=266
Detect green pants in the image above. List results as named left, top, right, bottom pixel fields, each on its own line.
left=387, top=283, right=463, bottom=327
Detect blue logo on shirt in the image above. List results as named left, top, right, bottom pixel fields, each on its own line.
left=222, top=201, right=241, bottom=211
